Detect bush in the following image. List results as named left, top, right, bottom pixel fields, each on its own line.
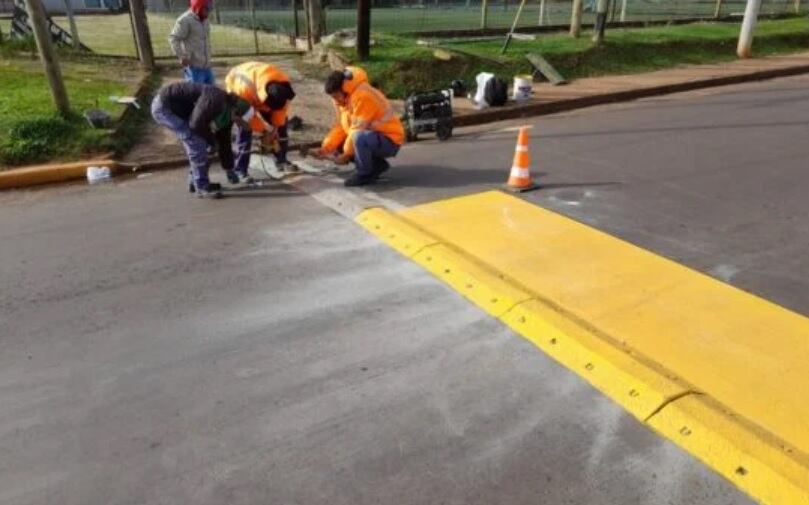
left=0, top=35, right=36, bottom=58
left=0, top=117, right=73, bottom=165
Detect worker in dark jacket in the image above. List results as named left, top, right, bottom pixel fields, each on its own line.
left=151, top=82, right=253, bottom=198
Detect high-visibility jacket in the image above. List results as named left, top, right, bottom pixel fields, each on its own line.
left=225, top=62, right=290, bottom=132
left=321, top=103, right=350, bottom=153
left=325, top=66, right=404, bottom=157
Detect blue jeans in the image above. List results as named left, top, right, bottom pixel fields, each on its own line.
left=151, top=95, right=211, bottom=190
left=352, top=131, right=399, bottom=178
left=233, top=122, right=289, bottom=175
left=184, top=67, right=215, bottom=84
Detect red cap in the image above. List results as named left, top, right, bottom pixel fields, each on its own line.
left=190, top=0, right=209, bottom=19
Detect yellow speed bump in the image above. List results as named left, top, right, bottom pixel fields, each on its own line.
left=355, top=190, right=809, bottom=504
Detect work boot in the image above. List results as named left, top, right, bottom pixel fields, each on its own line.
left=225, top=170, right=240, bottom=184
left=344, top=174, right=375, bottom=187
left=195, top=182, right=222, bottom=198
left=236, top=172, right=254, bottom=184
left=276, top=160, right=300, bottom=173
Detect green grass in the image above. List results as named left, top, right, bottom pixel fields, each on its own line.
left=0, top=54, right=145, bottom=167
left=335, top=16, right=809, bottom=98
left=51, top=13, right=292, bottom=57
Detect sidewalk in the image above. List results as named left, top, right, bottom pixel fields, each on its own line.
left=446, top=51, right=809, bottom=126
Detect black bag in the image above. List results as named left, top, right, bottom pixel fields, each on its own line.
left=484, top=77, right=508, bottom=107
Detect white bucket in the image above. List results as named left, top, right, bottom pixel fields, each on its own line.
left=512, top=75, right=533, bottom=101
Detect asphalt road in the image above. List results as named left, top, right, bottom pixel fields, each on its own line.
left=4, top=75, right=803, bottom=505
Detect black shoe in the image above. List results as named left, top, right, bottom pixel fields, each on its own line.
left=344, top=174, right=374, bottom=187
left=196, top=188, right=223, bottom=199
left=188, top=182, right=196, bottom=193
left=371, top=159, right=390, bottom=179
left=207, top=182, right=222, bottom=191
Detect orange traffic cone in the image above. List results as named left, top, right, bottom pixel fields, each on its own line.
left=504, top=126, right=538, bottom=192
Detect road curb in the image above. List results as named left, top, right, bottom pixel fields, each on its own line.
left=453, top=63, right=809, bottom=127
left=0, top=159, right=119, bottom=190
left=355, top=204, right=809, bottom=505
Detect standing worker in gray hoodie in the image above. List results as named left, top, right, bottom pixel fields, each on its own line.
left=169, top=0, right=214, bottom=84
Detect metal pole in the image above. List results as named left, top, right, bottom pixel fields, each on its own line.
left=481, top=0, right=489, bottom=28
left=714, top=0, right=723, bottom=18
left=501, top=0, right=527, bottom=54
left=213, top=2, right=221, bottom=23
left=592, top=0, right=608, bottom=44
left=250, top=0, right=258, bottom=54
left=620, top=0, right=627, bottom=22
left=570, top=0, right=583, bottom=37
left=357, top=0, right=370, bottom=60
left=293, top=0, right=300, bottom=38
left=737, top=0, right=761, bottom=58
left=538, top=0, right=545, bottom=25
left=22, top=0, right=70, bottom=117
left=129, top=0, right=155, bottom=69
left=303, top=0, right=313, bottom=50
left=62, top=0, right=80, bottom=49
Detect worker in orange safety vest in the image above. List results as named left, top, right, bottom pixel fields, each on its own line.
left=311, top=67, right=404, bottom=187
left=225, top=62, right=297, bottom=182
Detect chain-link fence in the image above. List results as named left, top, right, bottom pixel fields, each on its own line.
left=22, top=0, right=809, bottom=58
left=176, top=0, right=807, bottom=37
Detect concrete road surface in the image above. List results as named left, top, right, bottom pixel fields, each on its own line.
left=5, top=75, right=803, bottom=505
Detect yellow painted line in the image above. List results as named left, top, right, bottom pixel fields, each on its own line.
left=355, top=191, right=809, bottom=504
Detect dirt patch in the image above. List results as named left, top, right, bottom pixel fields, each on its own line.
left=122, top=56, right=335, bottom=165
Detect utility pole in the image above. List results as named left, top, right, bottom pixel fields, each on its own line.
left=569, top=0, right=583, bottom=37
left=61, top=0, right=81, bottom=49
left=620, top=0, right=627, bottom=22
left=794, top=0, right=801, bottom=14
left=357, top=0, right=370, bottom=60
left=128, top=0, right=155, bottom=70
left=737, top=0, right=761, bottom=58
left=23, top=0, right=70, bottom=117
left=481, top=0, right=489, bottom=28
left=592, top=0, right=608, bottom=44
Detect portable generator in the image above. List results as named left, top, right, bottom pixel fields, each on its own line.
left=403, top=90, right=453, bottom=142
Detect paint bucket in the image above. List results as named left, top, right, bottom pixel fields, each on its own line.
left=86, top=166, right=112, bottom=184
left=512, top=75, right=533, bottom=101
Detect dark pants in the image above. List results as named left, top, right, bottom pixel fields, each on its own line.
left=151, top=95, right=211, bottom=190
left=352, top=130, right=400, bottom=178
left=233, top=122, right=289, bottom=175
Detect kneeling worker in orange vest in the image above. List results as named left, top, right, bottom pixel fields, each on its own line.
left=225, top=62, right=296, bottom=182
left=312, top=67, right=404, bottom=187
